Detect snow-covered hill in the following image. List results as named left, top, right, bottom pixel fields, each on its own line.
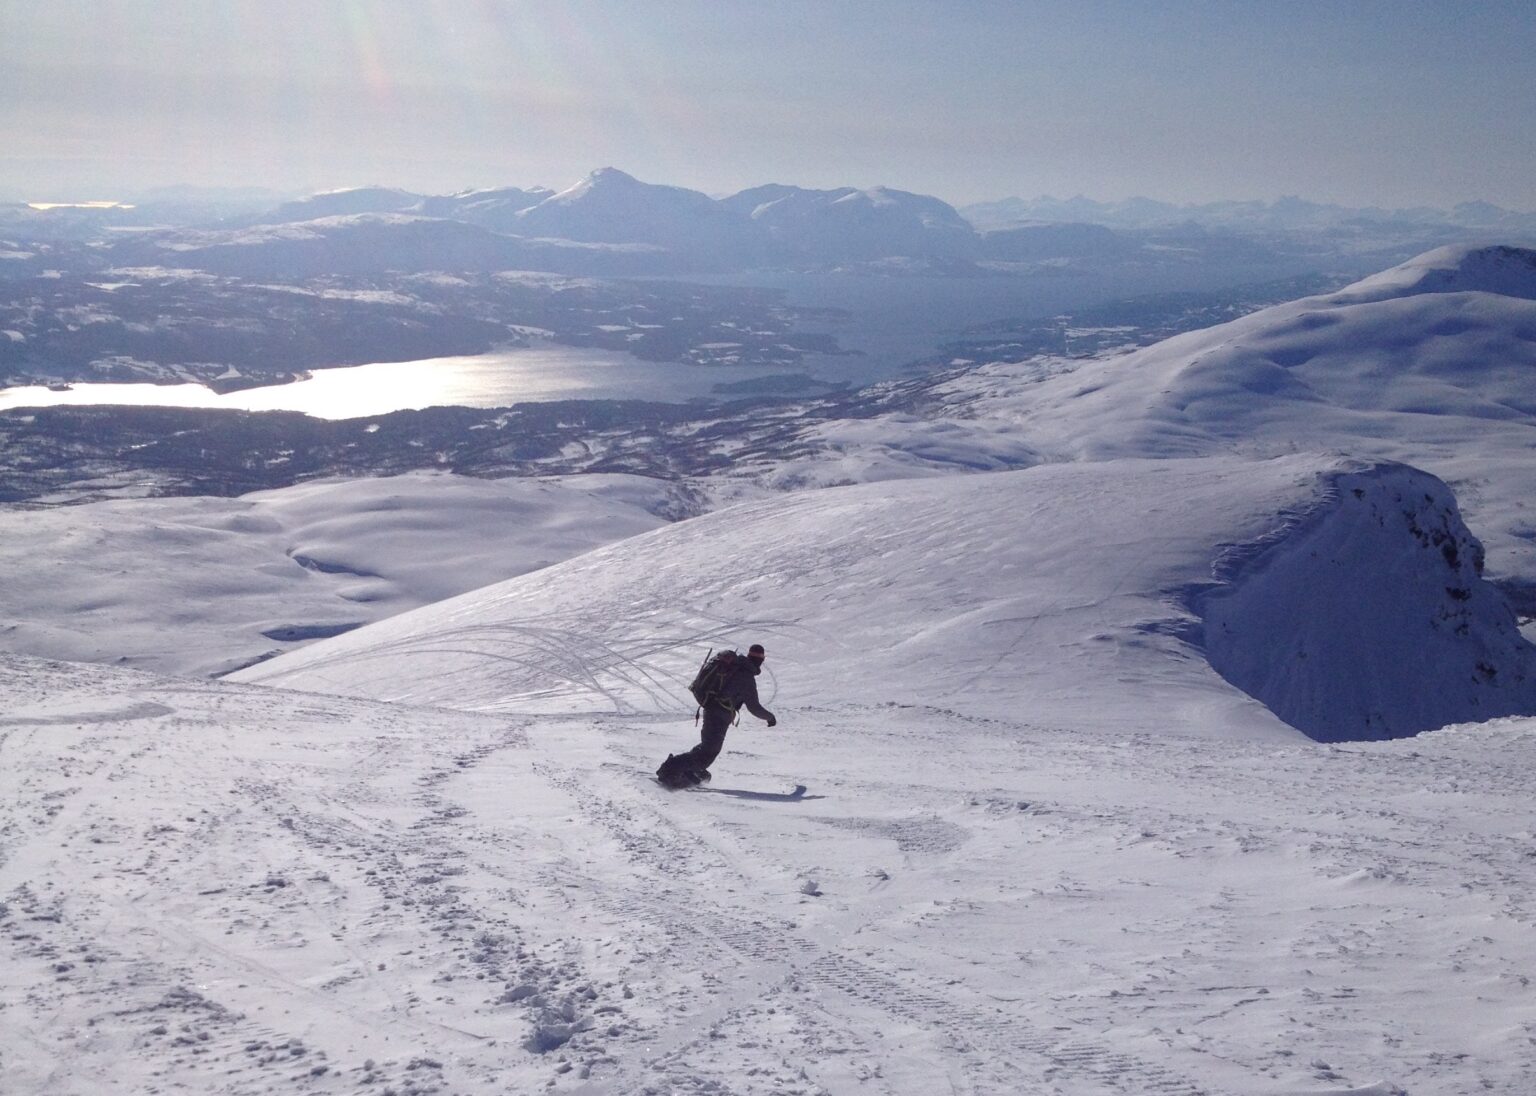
left=761, top=245, right=1536, bottom=589
left=235, top=455, right=1536, bottom=743
left=1338, top=242, right=1536, bottom=302
left=0, top=472, right=672, bottom=677
left=417, top=185, right=554, bottom=229
left=513, top=168, right=759, bottom=260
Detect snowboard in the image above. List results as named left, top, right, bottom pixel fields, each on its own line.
left=654, top=773, right=707, bottom=791
left=651, top=775, right=808, bottom=801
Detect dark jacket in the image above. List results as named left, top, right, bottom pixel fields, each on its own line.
left=711, top=658, right=774, bottom=722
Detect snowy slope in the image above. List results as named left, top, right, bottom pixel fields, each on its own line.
left=1197, top=461, right=1536, bottom=739
left=6, top=639, right=1536, bottom=1095
left=0, top=472, right=670, bottom=677
left=235, top=455, right=1536, bottom=742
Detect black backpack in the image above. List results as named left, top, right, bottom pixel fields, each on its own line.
left=688, top=649, right=738, bottom=708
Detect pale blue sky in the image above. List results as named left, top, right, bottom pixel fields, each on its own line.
left=4, top=0, right=1534, bottom=208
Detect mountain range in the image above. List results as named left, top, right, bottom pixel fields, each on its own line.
left=126, top=169, right=984, bottom=275
left=12, top=168, right=1533, bottom=280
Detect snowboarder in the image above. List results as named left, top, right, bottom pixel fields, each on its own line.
left=657, top=643, right=777, bottom=788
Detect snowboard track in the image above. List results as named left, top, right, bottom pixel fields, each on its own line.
left=540, top=760, right=1208, bottom=1096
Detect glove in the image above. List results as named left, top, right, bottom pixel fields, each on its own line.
left=766, top=713, right=777, bottom=727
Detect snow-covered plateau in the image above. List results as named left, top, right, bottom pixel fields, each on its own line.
left=5, top=245, right=1536, bottom=1094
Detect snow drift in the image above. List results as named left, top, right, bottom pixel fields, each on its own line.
left=237, top=454, right=1536, bottom=742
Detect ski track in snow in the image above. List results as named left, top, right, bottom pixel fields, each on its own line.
left=2, top=653, right=1534, bottom=1094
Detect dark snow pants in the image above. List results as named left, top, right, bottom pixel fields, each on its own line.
left=681, top=705, right=734, bottom=772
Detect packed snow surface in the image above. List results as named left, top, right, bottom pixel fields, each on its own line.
left=4, top=647, right=1534, bottom=1095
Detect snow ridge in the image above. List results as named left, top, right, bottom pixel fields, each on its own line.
left=1338, top=244, right=1536, bottom=303
left=1198, top=461, right=1536, bottom=740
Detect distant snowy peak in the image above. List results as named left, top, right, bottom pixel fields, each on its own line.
left=724, top=182, right=962, bottom=221
left=830, top=186, right=974, bottom=238
left=230, top=170, right=984, bottom=265
left=514, top=168, right=744, bottom=250
left=726, top=183, right=964, bottom=222
left=509, top=168, right=978, bottom=262
left=721, top=182, right=974, bottom=260
left=446, top=185, right=554, bottom=206
left=257, top=186, right=426, bottom=224
left=1338, top=244, right=1536, bottom=303
left=540, top=167, right=701, bottom=207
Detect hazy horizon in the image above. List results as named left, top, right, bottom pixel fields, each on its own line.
left=4, top=1, right=1535, bottom=212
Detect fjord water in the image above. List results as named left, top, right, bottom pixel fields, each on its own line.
left=0, top=344, right=752, bottom=418
left=0, top=261, right=1344, bottom=419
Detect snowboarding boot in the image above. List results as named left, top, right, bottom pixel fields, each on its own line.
left=657, top=753, right=692, bottom=789
left=651, top=752, right=700, bottom=785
